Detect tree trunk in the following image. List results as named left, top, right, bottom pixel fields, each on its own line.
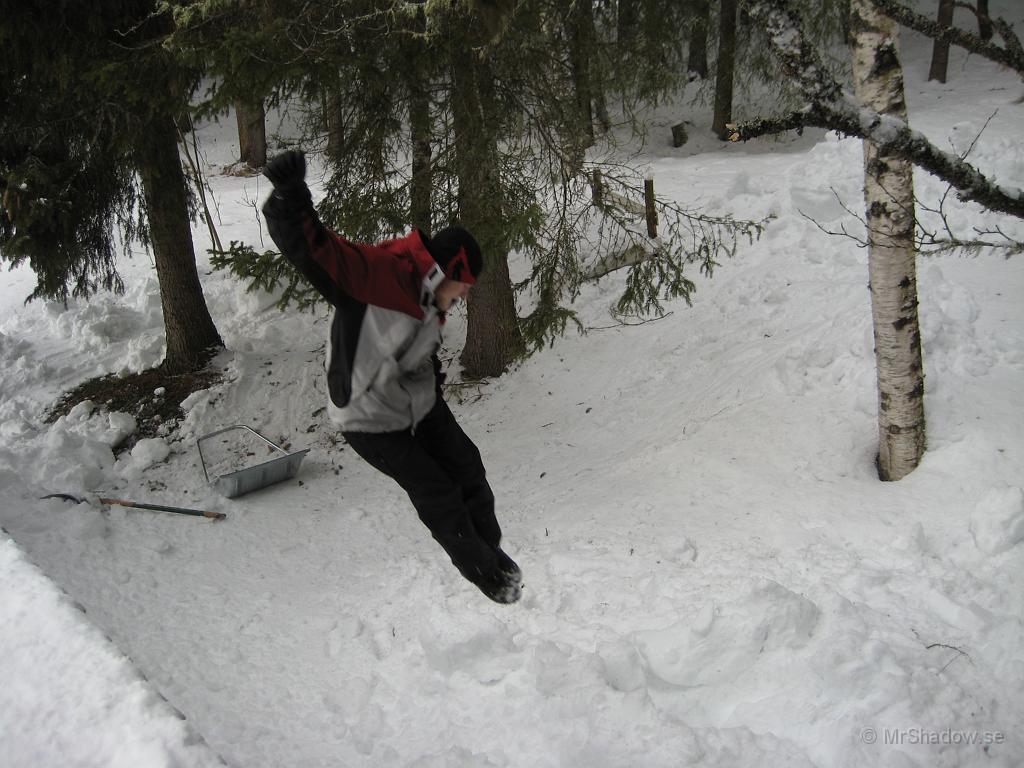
left=618, top=0, right=638, bottom=47
left=712, top=0, right=739, bottom=139
left=567, top=0, right=597, bottom=148
left=449, top=16, right=524, bottom=378
left=325, top=91, right=345, bottom=162
left=594, top=88, right=611, bottom=134
left=405, top=7, right=433, bottom=234
left=927, top=0, right=956, bottom=83
left=136, top=114, right=223, bottom=374
left=235, top=99, right=267, bottom=168
left=409, top=86, right=433, bottom=234
left=688, top=0, right=710, bottom=79
left=851, top=0, right=926, bottom=480
left=977, top=0, right=992, bottom=41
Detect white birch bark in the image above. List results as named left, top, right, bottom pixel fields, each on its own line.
left=851, top=0, right=926, bottom=480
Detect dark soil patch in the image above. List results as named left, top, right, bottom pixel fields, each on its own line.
left=45, top=366, right=222, bottom=451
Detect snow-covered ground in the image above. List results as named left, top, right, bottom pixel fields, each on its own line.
left=2, top=15, right=1023, bottom=768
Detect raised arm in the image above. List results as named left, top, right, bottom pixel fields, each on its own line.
left=261, top=151, right=413, bottom=309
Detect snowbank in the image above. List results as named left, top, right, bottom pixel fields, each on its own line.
left=0, top=533, right=222, bottom=768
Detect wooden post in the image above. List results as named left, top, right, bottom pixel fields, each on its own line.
left=591, top=169, right=604, bottom=206
left=644, top=177, right=657, bottom=238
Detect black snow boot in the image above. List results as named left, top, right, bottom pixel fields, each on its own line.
left=467, top=550, right=523, bottom=604
left=494, top=548, right=522, bottom=583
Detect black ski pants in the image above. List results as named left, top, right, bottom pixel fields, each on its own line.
left=343, top=398, right=502, bottom=582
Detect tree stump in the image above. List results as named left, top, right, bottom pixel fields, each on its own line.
left=671, top=122, right=689, bottom=148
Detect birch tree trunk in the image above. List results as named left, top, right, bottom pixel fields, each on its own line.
left=851, top=0, right=926, bottom=480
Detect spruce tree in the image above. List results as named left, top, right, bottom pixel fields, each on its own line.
left=446, top=5, right=527, bottom=377
left=0, top=1, right=222, bottom=374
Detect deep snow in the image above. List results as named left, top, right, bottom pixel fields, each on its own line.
left=1, top=14, right=1023, bottom=768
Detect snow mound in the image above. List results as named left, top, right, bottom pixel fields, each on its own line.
left=636, top=580, right=820, bottom=689
left=116, top=437, right=172, bottom=479
left=970, top=487, right=1024, bottom=555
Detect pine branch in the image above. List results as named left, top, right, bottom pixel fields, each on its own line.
left=868, top=0, right=1024, bottom=77
left=997, top=18, right=1024, bottom=62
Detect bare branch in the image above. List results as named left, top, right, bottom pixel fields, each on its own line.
left=916, top=188, right=1024, bottom=255
left=800, top=180, right=1024, bottom=256
left=588, top=312, right=674, bottom=331
left=798, top=208, right=870, bottom=248
left=952, top=110, right=998, bottom=161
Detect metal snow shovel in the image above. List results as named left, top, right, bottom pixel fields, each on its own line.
left=197, top=425, right=310, bottom=499
left=41, top=494, right=226, bottom=520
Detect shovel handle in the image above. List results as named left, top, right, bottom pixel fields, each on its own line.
left=42, top=494, right=225, bottom=521
left=98, top=498, right=226, bottom=521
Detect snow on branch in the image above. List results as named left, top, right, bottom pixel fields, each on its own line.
left=869, top=0, right=1024, bottom=77
left=733, top=0, right=1024, bottom=221
left=735, top=0, right=844, bottom=106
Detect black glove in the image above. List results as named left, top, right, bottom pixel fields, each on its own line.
left=263, top=150, right=306, bottom=191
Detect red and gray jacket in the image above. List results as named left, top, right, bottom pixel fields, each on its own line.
left=263, top=189, right=446, bottom=433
